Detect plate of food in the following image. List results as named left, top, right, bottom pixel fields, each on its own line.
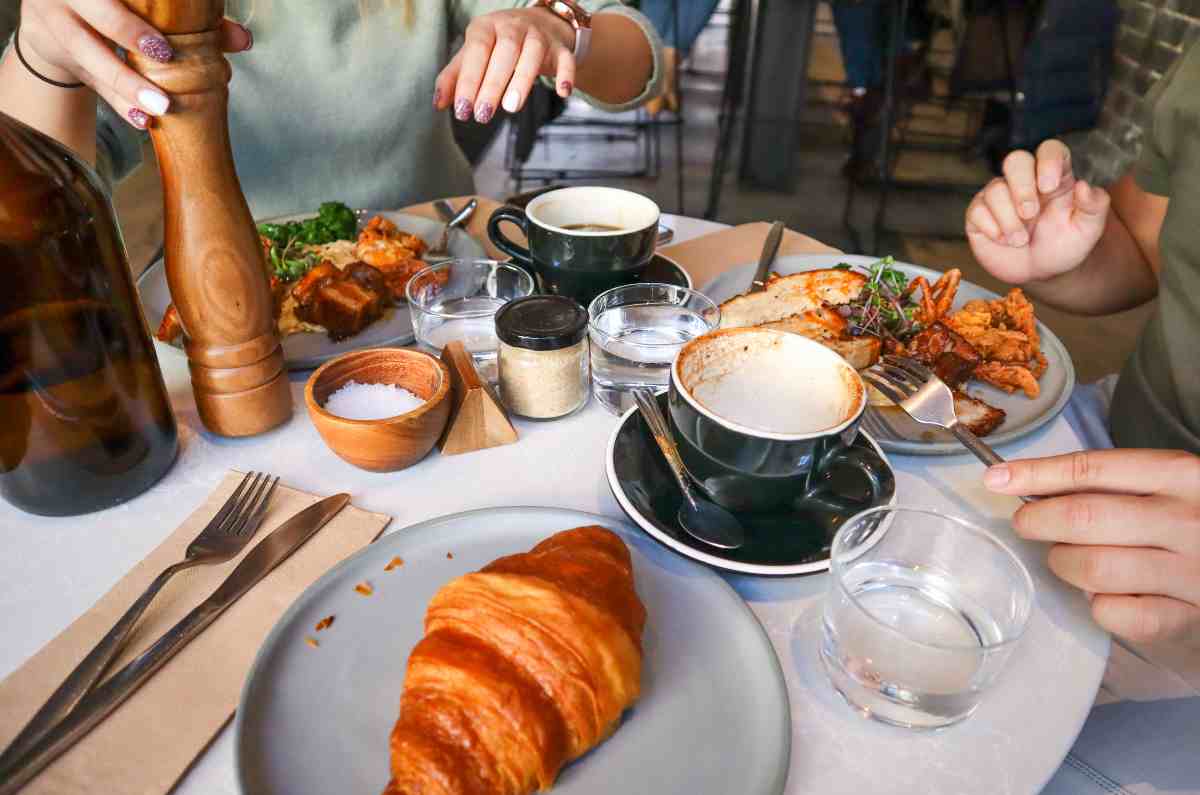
left=139, top=203, right=487, bottom=370
left=234, top=507, right=790, bottom=795
left=702, top=254, right=1076, bottom=455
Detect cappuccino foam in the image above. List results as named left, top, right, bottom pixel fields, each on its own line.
left=680, top=330, right=861, bottom=435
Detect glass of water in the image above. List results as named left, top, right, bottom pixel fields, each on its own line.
left=587, top=283, right=720, bottom=415
left=820, top=506, right=1035, bottom=729
left=406, top=259, right=535, bottom=382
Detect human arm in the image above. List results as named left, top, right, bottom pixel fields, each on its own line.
left=984, top=449, right=1200, bottom=646
left=964, top=140, right=1167, bottom=316
left=434, top=2, right=658, bottom=123
left=0, top=0, right=251, bottom=163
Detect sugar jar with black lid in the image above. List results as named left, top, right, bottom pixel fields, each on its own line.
left=495, top=295, right=590, bottom=419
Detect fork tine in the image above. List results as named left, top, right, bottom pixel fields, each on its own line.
left=224, top=473, right=271, bottom=536
left=206, top=472, right=257, bottom=536
left=876, top=364, right=922, bottom=393
left=215, top=472, right=265, bottom=535
left=883, top=355, right=936, bottom=382
left=862, top=372, right=909, bottom=407
left=859, top=408, right=888, bottom=441
left=235, top=476, right=279, bottom=537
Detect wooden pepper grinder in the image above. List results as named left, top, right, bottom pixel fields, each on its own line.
left=123, top=0, right=291, bottom=436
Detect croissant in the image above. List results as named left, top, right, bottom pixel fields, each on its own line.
left=383, top=525, right=647, bottom=795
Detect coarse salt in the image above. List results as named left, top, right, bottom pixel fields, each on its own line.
left=323, top=380, right=425, bottom=420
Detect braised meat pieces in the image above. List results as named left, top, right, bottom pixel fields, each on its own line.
left=292, top=261, right=387, bottom=341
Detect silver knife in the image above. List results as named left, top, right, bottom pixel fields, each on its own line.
left=749, top=221, right=785, bottom=293
left=0, top=493, right=350, bottom=795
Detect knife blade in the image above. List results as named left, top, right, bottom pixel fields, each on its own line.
left=748, top=221, right=785, bottom=293
left=0, top=493, right=350, bottom=795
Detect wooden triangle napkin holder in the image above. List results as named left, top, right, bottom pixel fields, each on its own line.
left=438, top=341, right=518, bottom=455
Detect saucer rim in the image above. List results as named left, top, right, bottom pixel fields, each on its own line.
left=605, top=393, right=898, bottom=576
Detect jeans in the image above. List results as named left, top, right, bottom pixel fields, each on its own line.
left=830, top=0, right=932, bottom=90
left=639, top=0, right=722, bottom=57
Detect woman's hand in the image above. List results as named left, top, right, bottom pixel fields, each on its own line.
left=965, top=140, right=1110, bottom=285
left=17, top=0, right=251, bottom=128
left=435, top=8, right=576, bottom=124
left=985, top=449, right=1200, bottom=645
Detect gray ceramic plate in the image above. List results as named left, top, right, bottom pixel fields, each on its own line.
left=702, top=254, right=1076, bottom=456
left=234, top=507, right=791, bottom=795
left=137, top=210, right=486, bottom=371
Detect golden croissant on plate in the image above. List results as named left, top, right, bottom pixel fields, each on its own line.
left=383, top=525, right=647, bottom=795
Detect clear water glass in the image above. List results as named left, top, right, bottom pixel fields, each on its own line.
left=820, top=506, right=1035, bottom=729
left=587, top=283, right=720, bottom=415
left=406, top=259, right=535, bottom=382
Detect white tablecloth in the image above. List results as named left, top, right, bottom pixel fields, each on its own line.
left=2, top=215, right=1194, bottom=795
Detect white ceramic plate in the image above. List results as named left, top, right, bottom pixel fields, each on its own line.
left=137, top=210, right=486, bottom=371
left=234, top=507, right=791, bottom=795
left=702, top=254, right=1077, bottom=455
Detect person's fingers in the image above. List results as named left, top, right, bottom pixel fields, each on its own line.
left=57, top=15, right=170, bottom=119
left=1035, top=139, right=1074, bottom=195
left=474, top=23, right=525, bottom=122
left=1001, top=150, right=1040, bottom=220
left=65, top=0, right=175, bottom=63
left=498, top=31, right=548, bottom=114
left=965, top=195, right=1004, bottom=244
left=1012, top=493, right=1194, bottom=552
left=218, top=18, right=253, bottom=53
left=1073, top=180, right=1111, bottom=218
left=981, top=178, right=1029, bottom=247
left=553, top=45, right=575, bottom=98
left=1047, top=544, right=1200, bottom=603
left=433, top=50, right=464, bottom=110
left=454, top=22, right=498, bottom=121
left=984, top=450, right=1200, bottom=499
left=1090, top=594, right=1200, bottom=645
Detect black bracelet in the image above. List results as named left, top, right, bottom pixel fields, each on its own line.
left=13, top=24, right=85, bottom=89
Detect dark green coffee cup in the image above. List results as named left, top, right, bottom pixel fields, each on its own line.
left=487, top=187, right=660, bottom=306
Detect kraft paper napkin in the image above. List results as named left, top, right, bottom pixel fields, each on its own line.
left=0, top=472, right=390, bottom=795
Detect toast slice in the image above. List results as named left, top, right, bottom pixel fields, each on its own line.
left=719, top=269, right=880, bottom=368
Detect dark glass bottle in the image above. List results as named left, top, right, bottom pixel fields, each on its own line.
left=0, top=111, right=178, bottom=516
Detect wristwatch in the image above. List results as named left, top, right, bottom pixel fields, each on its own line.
left=532, top=0, right=592, bottom=62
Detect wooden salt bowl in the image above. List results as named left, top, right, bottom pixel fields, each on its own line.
left=305, top=349, right=451, bottom=472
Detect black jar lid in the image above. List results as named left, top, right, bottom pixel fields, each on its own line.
left=495, top=295, right=588, bottom=351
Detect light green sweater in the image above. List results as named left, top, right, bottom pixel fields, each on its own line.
left=94, top=0, right=660, bottom=216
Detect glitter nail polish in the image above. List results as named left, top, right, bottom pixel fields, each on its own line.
left=559, top=81, right=572, bottom=96
left=433, top=88, right=443, bottom=108
left=474, top=102, right=494, bottom=124
left=137, top=34, right=174, bottom=63
left=454, top=98, right=472, bottom=121
left=128, top=108, right=150, bottom=129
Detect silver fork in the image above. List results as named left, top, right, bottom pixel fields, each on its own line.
left=0, top=471, right=280, bottom=766
left=862, top=356, right=1038, bottom=503
left=429, top=198, right=478, bottom=260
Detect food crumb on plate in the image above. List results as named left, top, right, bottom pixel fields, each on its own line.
left=354, top=581, right=374, bottom=596
left=315, top=615, right=335, bottom=631
left=384, top=556, right=404, bottom=571
left=305, top=636, right=319, bottom=648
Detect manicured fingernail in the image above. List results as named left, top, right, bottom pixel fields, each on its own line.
left=559, top=80, right=572, bottom=96
left=984, top=464, right=1010, bottom=489
left=454, top=97, right=471, bottom=121
left=137, top=34, right=174, bottom=63
left=502, top=87, right=521, bottom=113
left=127, top=108, right=149, bottom=129
left=243, top=25, right=254, bottom=50
left=1020, top=200, right=1038, bottom=218
left=1007, top=230, right=1029, bottom=247
left=137, top=89, right=170, bottom=116
left=474, top=101, right=494, bottom=124
left=433, top=88, right=442, bottom=108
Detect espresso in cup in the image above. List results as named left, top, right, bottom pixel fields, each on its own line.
left=667, top=327, right=887, bottom=514
left=487, top=187, right=660, bottom=306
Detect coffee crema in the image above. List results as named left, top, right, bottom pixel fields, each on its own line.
left=676, top=328, right=864, bottom=435
left=561, top=223, right=626, bottom=233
